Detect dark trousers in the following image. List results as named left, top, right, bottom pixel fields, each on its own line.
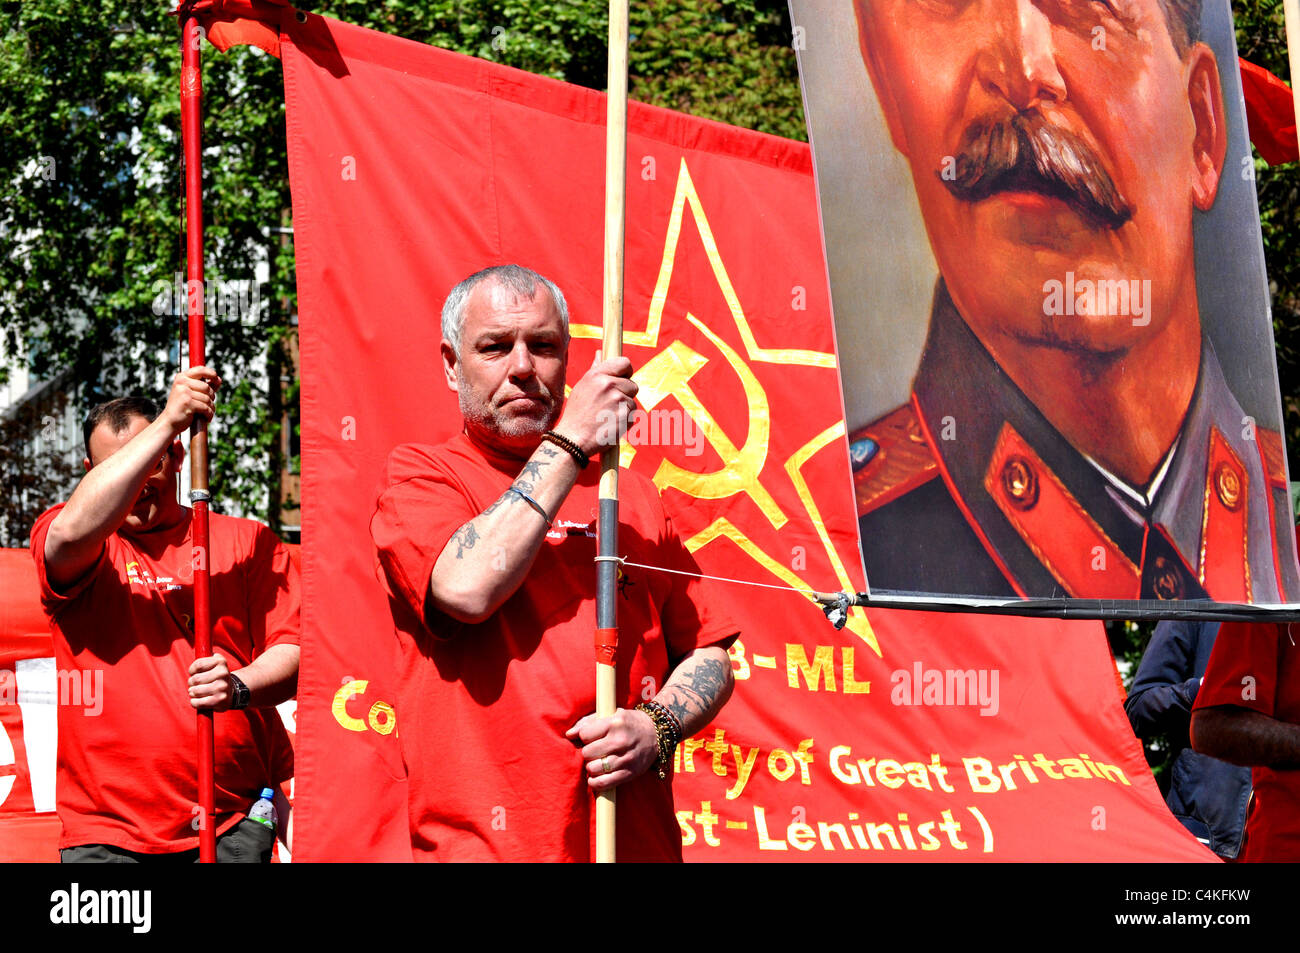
left=60, top=817, right=275, bottom=863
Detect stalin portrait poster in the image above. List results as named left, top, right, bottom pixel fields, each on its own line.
left=792, top=0, right=1300, bottom=607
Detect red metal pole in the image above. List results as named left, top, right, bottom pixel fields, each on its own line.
left=181, top=13, right=217, bottom=864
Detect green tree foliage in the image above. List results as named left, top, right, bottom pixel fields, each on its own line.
left=629, top=0, right=805, bottom=140
left=0, top=1, right=293, bottom=526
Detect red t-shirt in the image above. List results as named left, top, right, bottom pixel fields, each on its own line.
left=30, top=505, right=298, bottom=853
left=1194, top=618, right=1300, bottom=862
left=371, top=433, right=737, bottom=862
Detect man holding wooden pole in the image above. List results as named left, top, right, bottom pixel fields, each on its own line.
left=29, top=371, right=299, bottom=862
left=371, top=264, right=737, bottom=862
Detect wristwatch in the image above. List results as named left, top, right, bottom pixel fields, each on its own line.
left=229, top=673, right=251, bottom=711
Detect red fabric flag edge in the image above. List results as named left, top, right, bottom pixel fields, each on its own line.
left=1239, top=58, right=1299, bottom=165
left=173, top=0, right=292, bottom=58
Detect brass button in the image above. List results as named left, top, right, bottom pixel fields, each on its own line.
left=1000, top=456, right=1039, bottom=509
left=1214, top=461, right=1242, bottom=511
left=1152, top=556, right=1186, bottom=601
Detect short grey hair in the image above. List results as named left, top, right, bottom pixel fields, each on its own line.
left=441, top=264, right=570, bottom=357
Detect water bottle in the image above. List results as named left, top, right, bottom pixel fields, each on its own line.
left=248, top=787, right=277, bottom=829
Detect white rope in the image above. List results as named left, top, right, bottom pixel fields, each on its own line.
left=614, top=556, right=830, bottom=598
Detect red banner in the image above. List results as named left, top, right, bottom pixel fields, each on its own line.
left=0, top=549, right=62, bottom=862
left=277, top=12, right=1211, bottom=860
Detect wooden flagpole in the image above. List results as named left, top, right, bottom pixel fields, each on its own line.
left=595, top=0, right=630, bottom=865
left=180, top=12, right=217, bottom=864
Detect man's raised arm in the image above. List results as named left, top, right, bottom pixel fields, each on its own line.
left=426, top=355, right=636, bottom=624
left=43, top=367, right=219, bottom=590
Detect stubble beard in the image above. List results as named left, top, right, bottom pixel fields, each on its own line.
left=457, top=369, right=562, bottom=444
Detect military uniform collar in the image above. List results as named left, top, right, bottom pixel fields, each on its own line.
left=912, top=280, right=1279, bottom=601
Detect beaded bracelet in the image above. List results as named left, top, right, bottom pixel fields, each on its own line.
left=635, top=701, right=682, bottom=779
left=641, top=699, right=683, bottom=743
left=542, top=430, right=589, bottom=469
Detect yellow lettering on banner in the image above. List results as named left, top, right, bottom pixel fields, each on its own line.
left=754, top=806, right=780, bottom=852
left=787, top=643, right=835, bottom=691
left=696, top=801, right=721, bottom=847
left=857, top=757, right=877, bottom=785
left=842, top=647, right=871, bottom=693
left=918, top=822, right=942, bottom=851
left=787, top=822, right=817, bottom=851
left=768, top=748, right=796, bottom=782
left=818, top=822, right=852, bottom=851
left=727, top=746, right=760, bottom=800
left=677, top=810, right=696, bottom=847
left=1058, top=758, right=1092, bottom=780
left=728, top=639, right=751, bottom=680
left=681, top=737, right=706, bottom=773
left=332, top=679, right=396, bottom=736
left=963, top=757, right=1000, bottom=793
left=1098, top=762, right=1130, bottom=785
left=968, top=805, right=995, bottom=853
left=865, top=822, right=900, bottom=850
left=903, top=761, right=932, bottom=791
left=998, top=763, right=1019, bottom=791
left=753, top=806, right=788, bottom=851
left=876, top=759, right=906, bottom=789
left=931, top=753, right=956, bottom=792
left=367, top=700, right=396, bottom=735
left=332, top=680, right=369, bottom=731
left=793, top=739, right=815, bottom=785
left=830, top=745, right=859, bottom=784
left=704, top=729, right=729, bottom=776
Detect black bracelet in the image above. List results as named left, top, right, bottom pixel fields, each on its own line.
left=229, top=673, right=251, bottom=710
left=543, top=430, right=589, bottom=469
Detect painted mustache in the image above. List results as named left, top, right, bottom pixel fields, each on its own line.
left=941, top=112, right=1134, bottom=230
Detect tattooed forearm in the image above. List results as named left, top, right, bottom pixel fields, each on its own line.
left=682, top=658, right=727, bottom=706
left=480, top=491, right=518, bottom=517
left=451, top=522, right=480, bottom=559
left=428, top=438, right=584, bottom=622
left=665, top=696, right=691, bottom=728
left=519, top=457, right=551, bottom=481
left=656, top=650, right=734, bottom=736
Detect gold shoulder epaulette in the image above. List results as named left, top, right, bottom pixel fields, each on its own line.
left=849, top=403, right=940, bottom=517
